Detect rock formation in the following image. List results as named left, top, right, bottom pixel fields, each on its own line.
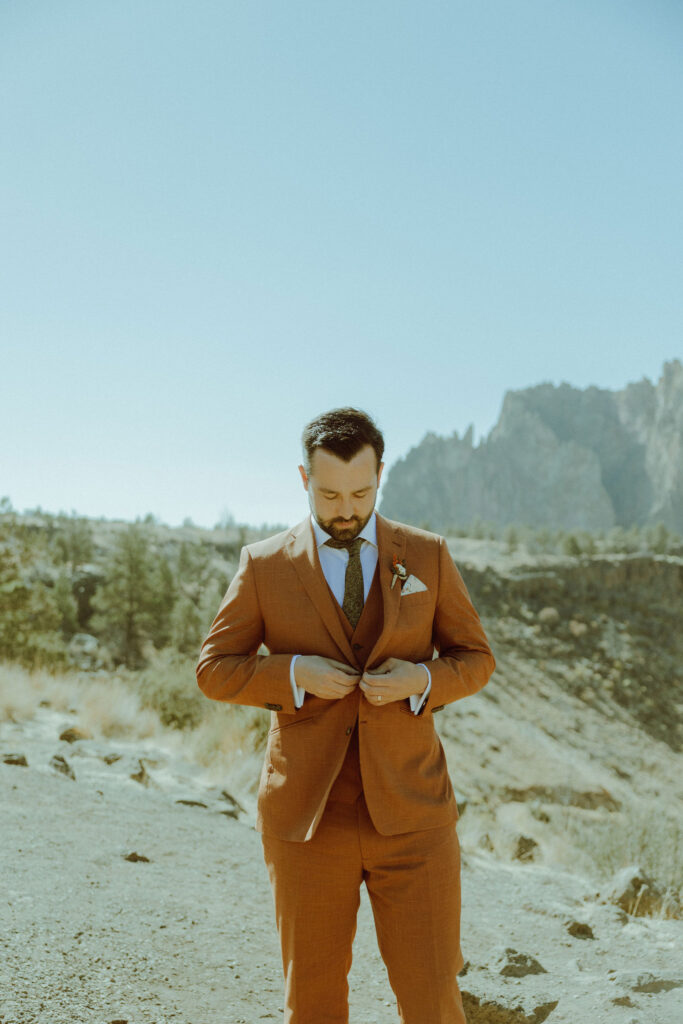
left=379, top=359, right=683, bottom=532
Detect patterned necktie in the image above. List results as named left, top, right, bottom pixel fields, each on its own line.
left=325, top=536, right=364, bottom=628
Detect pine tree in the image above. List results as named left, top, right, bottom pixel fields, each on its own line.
left=54, top=571, right=79, bottom=639
left=90, top=522, right=160, bottom=668
left=52, top=513, right=94, bottom=569
left=0, top=504, right=66, bottom=666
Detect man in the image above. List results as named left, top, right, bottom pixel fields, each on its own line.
left=197, top=407, right=495, bottom=1024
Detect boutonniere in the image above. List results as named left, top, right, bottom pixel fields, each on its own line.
left=390, top=553, right=408, bottom=590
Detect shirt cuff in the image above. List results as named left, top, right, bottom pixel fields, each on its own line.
left=290, top=654, right=306, bottom=709
left=409, top=664, right=431, bottom=715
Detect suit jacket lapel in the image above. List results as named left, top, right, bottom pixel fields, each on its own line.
left=366, top=514, right=406, bottom=668
left=286, top=518, right=356, bottom=664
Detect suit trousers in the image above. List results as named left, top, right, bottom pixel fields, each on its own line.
left=261, top=792, right=467, bottom=1024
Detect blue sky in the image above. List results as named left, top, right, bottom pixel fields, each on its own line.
left=1, top=1, right=681, bottom=527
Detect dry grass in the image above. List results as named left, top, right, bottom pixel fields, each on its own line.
left=0, top=662, right=159, bottom=740
left=0, top=657, right=269, bottom=772
left=554, top=802, right=683, bottom=911
left=184, top=703, right=268, bottom=762
left=0, top=662, right=41, bottom=722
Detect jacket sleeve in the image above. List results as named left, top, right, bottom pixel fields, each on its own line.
left=196, top=546, right=297, bottom=713
left=422, top=537, right=495, bottom=712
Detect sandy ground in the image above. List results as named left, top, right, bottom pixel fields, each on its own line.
left=2, top=698, right=682, bottom=1024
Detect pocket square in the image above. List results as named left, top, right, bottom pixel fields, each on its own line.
left=400, top=574, right=428, bottom=596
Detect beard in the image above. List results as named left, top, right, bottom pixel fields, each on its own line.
left=314, top=507, right=374, bottom=543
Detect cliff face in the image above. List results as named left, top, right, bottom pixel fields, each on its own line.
left=617, top=360, right=683, bottom=526
left=379, top=360, right=683, bottom=532
left=460, top=550, right=683, bottom=752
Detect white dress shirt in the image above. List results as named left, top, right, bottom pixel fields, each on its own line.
left=289, top=513, right=431, bottom=714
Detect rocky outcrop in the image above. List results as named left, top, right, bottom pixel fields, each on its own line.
left=380, top=360, right=683, bottom=532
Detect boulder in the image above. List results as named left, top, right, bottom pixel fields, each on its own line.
left=513, top=836, right=539, bottom=862
left=130, top=759, right=150, bottom=786
left=2, top=753, right=28, bottom=767
left=67, top=632, right=109, bottom=671
left=59, top=726, right=93, bottom=743
left=566, top=921, right=594, bottom=939
left=538, top=607, right=560, bottom=627
left=498, top=948, right=547, bottom=977
left=462, top=991, right=557, bottom=1023
left=50, top=754, right=75, bottom=780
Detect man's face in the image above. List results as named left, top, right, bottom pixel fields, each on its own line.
left=298, top=444, right=384, bottom=542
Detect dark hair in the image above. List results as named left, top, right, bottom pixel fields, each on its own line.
left=301, top=407, right=385, bottom=475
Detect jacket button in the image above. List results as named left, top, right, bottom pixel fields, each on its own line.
left=264, top=702, right=283, bottom=711
left=352, top=643, right=363, bottom=651
left=345, top=726, right=352, bottom=735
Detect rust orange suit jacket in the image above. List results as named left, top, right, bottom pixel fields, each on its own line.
left=196, top=513, right=495, bottom=842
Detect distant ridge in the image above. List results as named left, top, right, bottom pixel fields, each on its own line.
left=379, top=360, right=683, bottom=532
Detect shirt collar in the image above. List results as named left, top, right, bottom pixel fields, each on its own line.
left=311, top=511, right=377, bottom=550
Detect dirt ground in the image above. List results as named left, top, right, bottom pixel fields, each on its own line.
left=2, top=699, right=682, bottom=1024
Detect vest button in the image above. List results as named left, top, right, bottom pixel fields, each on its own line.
left=345, top=726, right=352, bottom=735
left=352, top=643, right=363, bottom=651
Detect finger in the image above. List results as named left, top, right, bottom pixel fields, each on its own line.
left=362, top=671, right=391, bottom=688
left=362, top=687, right=389, bottom=704
left=333, top=667, right=359, bottom=681
left=323, top=679, right=350, bottom=697
left=334, top=687, right=356, bottom=700
left=336, top=679, right=358, bottom=693
left=370, top=658, right=395, bottom=672
left=325, top=687, right=346, bottom=699
left=327, top=658, right=357, bottom=673
left=363, top=668, right=390, bottom=681
left=332, top=673, right=359, bottom=690
left=360, top=679, right=385, bottom=697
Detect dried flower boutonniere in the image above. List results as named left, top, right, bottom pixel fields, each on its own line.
left=390, top=553, right=408, bottom=590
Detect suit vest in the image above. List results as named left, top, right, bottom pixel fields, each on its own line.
left=325, top=566, right=384, bottom=804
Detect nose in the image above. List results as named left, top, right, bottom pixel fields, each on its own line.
left=338, top=497, right=354, bottom=520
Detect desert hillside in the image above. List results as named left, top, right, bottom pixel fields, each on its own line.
left=2, top=537, right=681, bottom=1023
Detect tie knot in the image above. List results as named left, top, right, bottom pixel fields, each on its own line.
left=325, top=536, right=363, bottom=556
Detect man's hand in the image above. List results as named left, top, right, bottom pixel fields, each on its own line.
left=294, top=656, right=360, bottom=700
left=360, top=658, right=428, bottom=706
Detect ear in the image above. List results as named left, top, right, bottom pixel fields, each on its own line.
left=377, top=461, right=384, bottom=487
left=298, top=464, right=309, bottom=491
